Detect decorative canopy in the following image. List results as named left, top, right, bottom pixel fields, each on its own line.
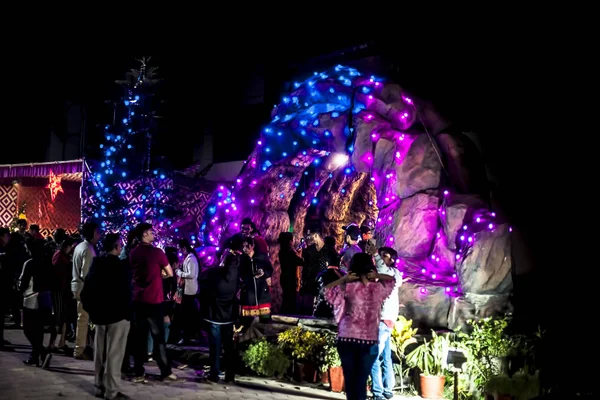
left=0, top=159, right=84, bottom=181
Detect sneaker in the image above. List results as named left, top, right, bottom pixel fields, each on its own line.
left=161, top=373, right=178, bottom=382
left=94, top=387, right=105, bottom=398
left=131, top=376, right=146, bottom=384
left=383, top=392, right=394, bottom=399
left=23, top=357, right=39, bottom=367
left=41, top=352, right=52, bottom=369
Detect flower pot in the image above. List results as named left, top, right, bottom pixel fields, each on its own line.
left=320, top=370, right=329, bottom=383
left=328, top=366, right=344, bottom=392
left=302, top=362, right=318, bottom=383
left=419, top=374, right=445, bottom=399
left=293, top=362, right=304, bottom=382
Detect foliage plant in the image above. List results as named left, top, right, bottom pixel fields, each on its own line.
left=318, top=331, right=341, bottom=373
left=277, top=326, right=326, bottom=363
left=405, top=330, right=449, bottom=376
left=391, top=315, right=418, bottom=360
left=242, top=338, right=291, bottom=377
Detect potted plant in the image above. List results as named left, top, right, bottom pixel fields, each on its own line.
left=455, top=316, right=519, bottom=395
left=390, top=316, right=418, bottom=389
left=242, top=338, right=291, bottom=377
left=277, top=326, right=326, bottom=383
left=405, top=330, right=449, bottom=399
left=318, top=332, right=344, bottom=392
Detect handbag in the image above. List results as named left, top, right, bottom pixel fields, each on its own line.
left=174, top=276, right=185, bottom=305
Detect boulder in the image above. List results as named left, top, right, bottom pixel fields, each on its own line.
left=395, top=134, right=441, bottom=199
left=447, top=293, right=513, bottom=331
left=457, top=223, right=512, bottom=294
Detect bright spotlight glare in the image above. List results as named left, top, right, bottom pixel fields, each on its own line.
left=331, top=153, right=349, bottom=168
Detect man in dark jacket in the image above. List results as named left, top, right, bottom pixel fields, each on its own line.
left=81, top=234, right=131, bottom=400
left=200, top=235, right=241, bottom=383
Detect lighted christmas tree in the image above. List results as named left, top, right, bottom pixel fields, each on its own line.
left=82, top=57, right=179, bottom=243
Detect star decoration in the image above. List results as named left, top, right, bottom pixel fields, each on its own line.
left=46, top=170, right=64, bottom=201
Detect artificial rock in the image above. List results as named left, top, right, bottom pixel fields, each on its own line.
left=200, top=65, right=513, bottom=330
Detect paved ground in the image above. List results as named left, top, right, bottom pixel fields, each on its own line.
left=0, top=329, right=325, bottom=400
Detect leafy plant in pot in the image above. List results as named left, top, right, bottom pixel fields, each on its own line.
left=405, top=331, right=449, bottom=399
left=318, top=332, right=344, bottom=392
left=277, top=326, right=326, bottom=383
left=390, top=316, right=418, bottom=389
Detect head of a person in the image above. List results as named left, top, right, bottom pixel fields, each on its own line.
left=166, top=251, right=179, bottom=269
left=348, top=252, right=376, bottom=278
left=378, top=247, right=398, bottom=267
left=0, top=227, right=10, bottom=247
left=360, top=224, right=374, bottom=241
left=102, top=233, right=122, bottom=256
left=136, top=223, right=154, bottom=244
left=17, top=219, right=27, bottom=233
left=53, top=228, right=67, bottom=245
left=60, top=237, right=77, bottom=255
left=81, top=221, right=102, bottom=245
left=29, top=224, right=41, bottom=235
left=304, top=225, right=323, bottom=246
left=277, top=232, right=294, bottom=249
left=343, top=224, right=360, bottom=245
left=240, top=218, right=256, bottom=238
left=219, top=234, right=243, bottom=268
left=178, top=239, right=192, bottom=255
left=242, top=236, right=255, bottom=257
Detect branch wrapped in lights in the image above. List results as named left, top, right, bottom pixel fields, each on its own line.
left=82, top=58, right=180, bottom=244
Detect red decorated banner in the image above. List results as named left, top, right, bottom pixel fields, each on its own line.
left=16, top=184, right=81, bottom=235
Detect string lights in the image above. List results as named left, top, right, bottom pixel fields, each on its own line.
left=81, top=59, right=179, bottom=245
left=197, top=64, right=512, bottom=297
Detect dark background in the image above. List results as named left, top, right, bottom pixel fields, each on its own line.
left=1, top=41, right=592, bottom=392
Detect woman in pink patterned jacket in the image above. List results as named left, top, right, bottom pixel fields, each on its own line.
left=324, top=252, right=396, bottom=400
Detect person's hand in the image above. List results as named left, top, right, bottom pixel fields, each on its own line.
left=367, top=271, right=379, bottom=281
left=255, top=268, right=264, bottom=278
left=364, top=241, right=377, bottom=256
left=345, top=273, right=359, bottom=282
left=266, top=277, right=272, bottom=287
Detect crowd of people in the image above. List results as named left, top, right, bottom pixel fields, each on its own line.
left=1, top=216, right=405, bottom=400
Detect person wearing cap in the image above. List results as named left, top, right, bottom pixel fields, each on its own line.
left=339, top=224, right=362, bottom=272
left=358, top=224, right=374, bottom=252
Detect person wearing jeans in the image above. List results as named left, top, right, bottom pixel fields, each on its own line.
left=129, top=223, right=177, bottom=382
left=200, top=239, right=242, bottom=383
left=367, top=245, right=403, bottom=400
left=324, top=253, right=396, bottom=400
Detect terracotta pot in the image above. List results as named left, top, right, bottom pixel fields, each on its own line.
left=328, top=366, right=344, bottom=393
left=320, top=370, right=329, bottom=383
left=302, top=362, right=318, bottom=383
left=419, top=374, right=445, bottom=399
left=293, top=362, right=303, bottom=382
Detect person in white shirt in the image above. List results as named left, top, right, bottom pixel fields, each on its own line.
left=71, top=222, right=101, bottom=359
left=366, top=243, right=403, bottom=400
left=176, top=239, right=200, bottom=344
